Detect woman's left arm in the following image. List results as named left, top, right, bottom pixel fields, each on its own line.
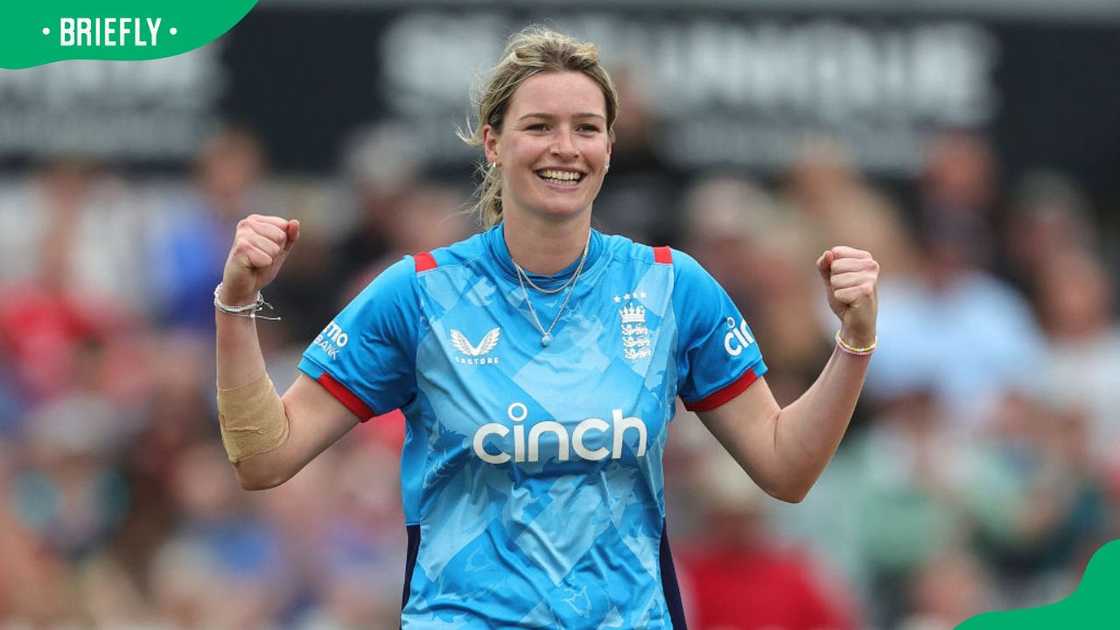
left=696, top=246, right=879, bottom=503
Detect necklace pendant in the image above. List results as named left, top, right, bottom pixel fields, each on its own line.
left=540, top=333, right=552, bottom=347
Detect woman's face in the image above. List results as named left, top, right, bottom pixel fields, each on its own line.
left=484, top=71, right=612, bottom=222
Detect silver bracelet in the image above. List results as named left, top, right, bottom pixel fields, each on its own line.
left=214, top=283, right=281, bottom=321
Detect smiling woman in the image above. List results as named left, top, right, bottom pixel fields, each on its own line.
left=214, top=24, right=880, bottom=630
left=481, top=69, right=612, bottom=273
left=459, top=28, right=618, bottom=245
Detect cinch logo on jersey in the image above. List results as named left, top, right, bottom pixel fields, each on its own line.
left=312, top=320, right=348, bottom=360
left=449, top=328, right=501, bottom=365
left=472, top=403, right=649, bottom=464
left=723, top=317, right=755, bottom=357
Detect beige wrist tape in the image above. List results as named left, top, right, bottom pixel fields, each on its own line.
left=216, top=373, right=291, bottom=464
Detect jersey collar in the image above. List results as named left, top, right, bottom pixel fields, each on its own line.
left=485, top=222, right=605, bottom=288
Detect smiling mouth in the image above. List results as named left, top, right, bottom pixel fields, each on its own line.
left=536, top=168, right=584, bottom=185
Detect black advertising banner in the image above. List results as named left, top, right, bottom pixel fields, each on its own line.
left=1, top=5, right=1118, bottom=208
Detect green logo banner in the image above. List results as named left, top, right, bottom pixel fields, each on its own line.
left=0, top=1, right=257, bottom=69
left=959, top=540, right=1120, bottom=629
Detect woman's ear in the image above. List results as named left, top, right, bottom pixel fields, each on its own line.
left=482, top=124, right=500, bottom=167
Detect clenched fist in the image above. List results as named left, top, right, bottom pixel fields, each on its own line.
left=220, top=214, right=300, bottom=305
left=816, top=246, right=879, bottom=348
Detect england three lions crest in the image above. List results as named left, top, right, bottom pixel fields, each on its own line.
left=614, top=291, right=652, bottom=361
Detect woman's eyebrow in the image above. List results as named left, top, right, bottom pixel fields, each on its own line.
left=517, top=112, right=606, bottom=121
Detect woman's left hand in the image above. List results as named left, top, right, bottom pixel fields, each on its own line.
left=816, top=246, right=879, bottom=348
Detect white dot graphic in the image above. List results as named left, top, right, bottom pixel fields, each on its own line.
left=42, top=27, right=50, bottom=35
left=169, top=27, right=178, bottom=36
left=507, top=403, right=528, bottom=423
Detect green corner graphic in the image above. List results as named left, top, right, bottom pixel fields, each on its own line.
left=958, top=539, right=1120, bottom=629
left=0, top=1, right=257, bottom=69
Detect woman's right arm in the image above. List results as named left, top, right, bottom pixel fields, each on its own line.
left=216, top=215, right=358, bottom=490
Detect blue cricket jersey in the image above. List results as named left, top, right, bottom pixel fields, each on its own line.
left=299, top=224, right=766, bottom=629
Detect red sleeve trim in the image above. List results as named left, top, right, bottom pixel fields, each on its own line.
left=684, top=367, right=760, bottom=412
left=653, top=246, right=673, bottom=265
left=316, top=373, right=376, bottom=421
left=414, top=251, right=437, bottom=272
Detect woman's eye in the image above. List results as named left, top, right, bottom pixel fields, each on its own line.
left=578, top=125, right=601, bottom=133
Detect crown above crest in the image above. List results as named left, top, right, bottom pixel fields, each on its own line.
left=619, top=303, right=646, bottom=324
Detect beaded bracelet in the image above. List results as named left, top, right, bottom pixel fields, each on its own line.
left=214, top=283, right=281, bottom=321
left=835, top=330, right=876, bottom=355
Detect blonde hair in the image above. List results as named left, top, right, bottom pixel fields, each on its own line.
left=461, top=27, right=620, bottom=228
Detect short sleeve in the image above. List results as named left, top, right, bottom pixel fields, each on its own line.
left=298, top=256, right=420, bottom=420
left=672, top=250, right=767, bottom=412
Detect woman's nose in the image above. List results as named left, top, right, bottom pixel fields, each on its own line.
left=550, top=129, right=579, bottom=159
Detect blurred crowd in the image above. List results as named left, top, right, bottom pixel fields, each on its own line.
left=0, top=88, right=1118, bottom=630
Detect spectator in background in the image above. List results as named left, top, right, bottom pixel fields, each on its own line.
left=899, top=549, right=994, bottom=630
left=0, top=157, right=149, bottom=315
left=783, top=137, right=916, bottom=277
left=679, top=166, right=887, bottom=410
left=0, top=159, right=138, bottom=403
left=868, top=130, right=1046, bottom=425
left=680, top=176, right=780, bottom=320
left=978, top=391, right=1108, bottom=606
left=681, top=446, right=857, bottom=630
left=1, top=340, right=141, bottom=625
left=810, top=379, right=1104, bottom=627
left=0, top=441, right=76, bottom=625
left=110, top=333, right=216, bottom=588
left=339, top=183, right=470, bottom=305
left=8, top=375, right=132, bottom=557
left=148, top=126, right=267, bottom=333
left=288, top=439, right=407, bottom=628
left=265, top=182, right=470, bottom=413
left=75, top=552, right=152, bottom=627
left=262, top=209, right=350, bottom=349
left=1003, top=170, right=1097, bottom=292
left=149, top=537, right=266, bottom=627
left=591, top=66, right=680, bottom=244
left=917, top=130, right=998, bottom=271
left=331, top=122, right=424, bottom=286
left=0, top=265, right=119, bottom=404
left=825, top=384, right=967, bottom=627
left=155, top=442, right=289, bottom=626
left=738, top=218, right=834, bottom=407
left=1033, top=249, right=1120, bottom=472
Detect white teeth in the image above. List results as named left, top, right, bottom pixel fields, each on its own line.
left=539, top=169, right=581, bottom=182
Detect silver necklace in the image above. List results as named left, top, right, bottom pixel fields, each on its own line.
left=513, top=233, right=590, bottom=347
left=516, top=260, right=577, bottom=295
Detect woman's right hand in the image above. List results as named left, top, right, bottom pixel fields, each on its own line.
left=220, top=214, right=300, bottom=305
